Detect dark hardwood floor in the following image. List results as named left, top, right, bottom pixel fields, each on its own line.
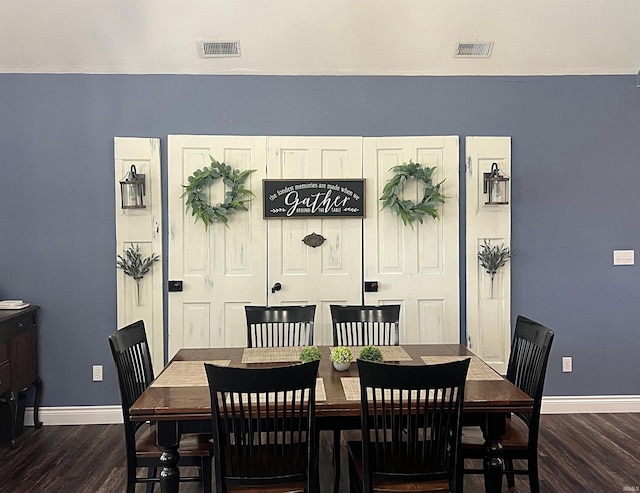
left=1, top=413, right=639, bottom=492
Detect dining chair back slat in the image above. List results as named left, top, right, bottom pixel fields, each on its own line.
left=330, top=305, right=400, bottom=346
left=245, top=305, right=316, bottom=348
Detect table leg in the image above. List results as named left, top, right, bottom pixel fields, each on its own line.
left=6, top=392, right=19, bottom=449
left=482, top=413, right=507, bottom=493
left=333, top=429, right=341, bottom=493
left=157, top=421, right=180, bottom=493
left=33, top=376, right=43, bottom=428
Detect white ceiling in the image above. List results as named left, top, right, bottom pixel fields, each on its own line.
left=1, top=0, right=639, bottom=76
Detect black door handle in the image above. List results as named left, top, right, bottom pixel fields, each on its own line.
left=271, top=282, right=282, bottom=294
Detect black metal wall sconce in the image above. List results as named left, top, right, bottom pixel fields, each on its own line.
left=119, top=164, right=146, bottom=209
left=483, top=162, right=510, bottom=205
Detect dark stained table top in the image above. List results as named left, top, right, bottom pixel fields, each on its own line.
left=130, top=344, right=532, bottom=422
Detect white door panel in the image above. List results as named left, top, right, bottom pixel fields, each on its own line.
left=168, top=136, right=267, bottom=357
left=114, top=138, right=163, bottom=369
left=267, top=137, right=363, bottom=345
left=465, top=137, right=511, bottom=373
left=363, top=137, right=459, bottom=344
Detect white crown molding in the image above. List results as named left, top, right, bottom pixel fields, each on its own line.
left=19, top=397, right=640, bottom=426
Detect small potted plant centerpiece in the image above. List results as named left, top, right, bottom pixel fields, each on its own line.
left=330, top=346, right=353, bottom=371
left=299, top=346, right=322, bottom=363
left=358, top=345, right=383, bottom=363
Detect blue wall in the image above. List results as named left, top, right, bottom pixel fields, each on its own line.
left=1, top=74, right=639, bottom=406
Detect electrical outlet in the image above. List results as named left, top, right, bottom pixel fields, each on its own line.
left=92, top=365, right=103, bottom=382
left=562, top=357, right=572, bottom=373
left=613, top=250, right=634, bottom=265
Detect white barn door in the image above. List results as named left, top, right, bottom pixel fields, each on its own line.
left=167, top=135, right=267, bottom=358
left=465, top=137, right=511, bottom=373
left=114, top=137, right=163, bottom=368
left=266, top=137, right=363, bottom=345
left=363, top=137, right=460, bottom=344
left=167, top=135, right=460, bottom=353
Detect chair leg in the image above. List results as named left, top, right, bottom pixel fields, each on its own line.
left=310, top=430, right=321, bottom=493
left=528, top=456, right=540, bottom=493
left=201, top=458, right=213, bottom=493
left=505, top=458, right=515, bottom=488
left=126, top=466, right=138, bottom=493
left=454, top=467, right=464, bottom=493
left=145, top=467, right=156, bottom=493
left=347, top=451, right=361, bottom=493
left=333, top=429, right=341, bottom=493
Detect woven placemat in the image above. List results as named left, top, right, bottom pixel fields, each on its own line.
left=241, top=347, right=304, bottom=364
left=329, top=346, right=412, bottom=362
left=420, top=356, right=503, bottom=381
left=341, top=378, right=437, bottom=401
left=227, top=378, right=326, bottom=403
left=150, top=360, right=231, bottom=387
left=341, top=377, right=362, bottom=401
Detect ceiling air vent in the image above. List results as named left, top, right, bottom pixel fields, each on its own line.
left=199, top=40, right=241, bottom=58
left=454, top=42, right=493, bottom=58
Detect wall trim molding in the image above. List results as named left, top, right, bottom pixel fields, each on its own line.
left=541, top=395, right=640, bottom=414
left=24, top=406, right=123, bottom=426
left=21, top=396, right=640, bottom=426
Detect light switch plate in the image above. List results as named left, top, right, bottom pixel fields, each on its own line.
left=613, top=250, right=634, bottom=265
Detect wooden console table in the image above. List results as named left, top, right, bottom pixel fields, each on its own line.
left=0, top=305, right=42, bottom=447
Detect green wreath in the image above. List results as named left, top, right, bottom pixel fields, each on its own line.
left=380, top=160, right=446, bottom=226
left=182, top=157, right=255, bottom=228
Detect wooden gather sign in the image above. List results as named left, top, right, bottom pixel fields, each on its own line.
left=263, top=179, right=365, bottom=218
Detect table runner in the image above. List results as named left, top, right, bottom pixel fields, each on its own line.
left=241, top=346, right=304, bottom=363
left=329, top=346, right=413, bottom=362
left=150, top=360, right=231, bottom=387
left=420, top=356, right=503, bottom=381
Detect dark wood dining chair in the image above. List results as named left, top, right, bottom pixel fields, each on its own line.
left=459, top=315, right=555, bottom=493
left=204, top=360, right=320, bottom=493
left=108, top=320, right=212, bottom=493
left=329, top=304, right=401, bottom=492
left=347, top=358, right=470, bottom=493
left=329, top=304, right=401, bottom=346
left=245, top=305, right=316, bottom=348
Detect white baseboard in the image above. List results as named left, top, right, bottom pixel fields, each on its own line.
left=23, top=406, right=123, bottom=426
left=19, top=396, right=640, bottom=426
left=541, top=395, right=640, bottom=414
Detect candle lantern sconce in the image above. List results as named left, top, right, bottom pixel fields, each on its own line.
left=483, top=162, right=510, bottom=205
left=119, top=164, right=146, bottom=209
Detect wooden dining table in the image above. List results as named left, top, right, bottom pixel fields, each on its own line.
left=129, top=344, right=532, bottom=493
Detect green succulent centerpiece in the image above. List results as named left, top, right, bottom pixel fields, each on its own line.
left=116, top=243, right=160, bottom=306
left=477, top=239, right=511, bottom=298
left=358, top=345, right=383, bottom=362
left=330, top=346, right=353, bottom=371
left=299, top=346, right=322, bottom=363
